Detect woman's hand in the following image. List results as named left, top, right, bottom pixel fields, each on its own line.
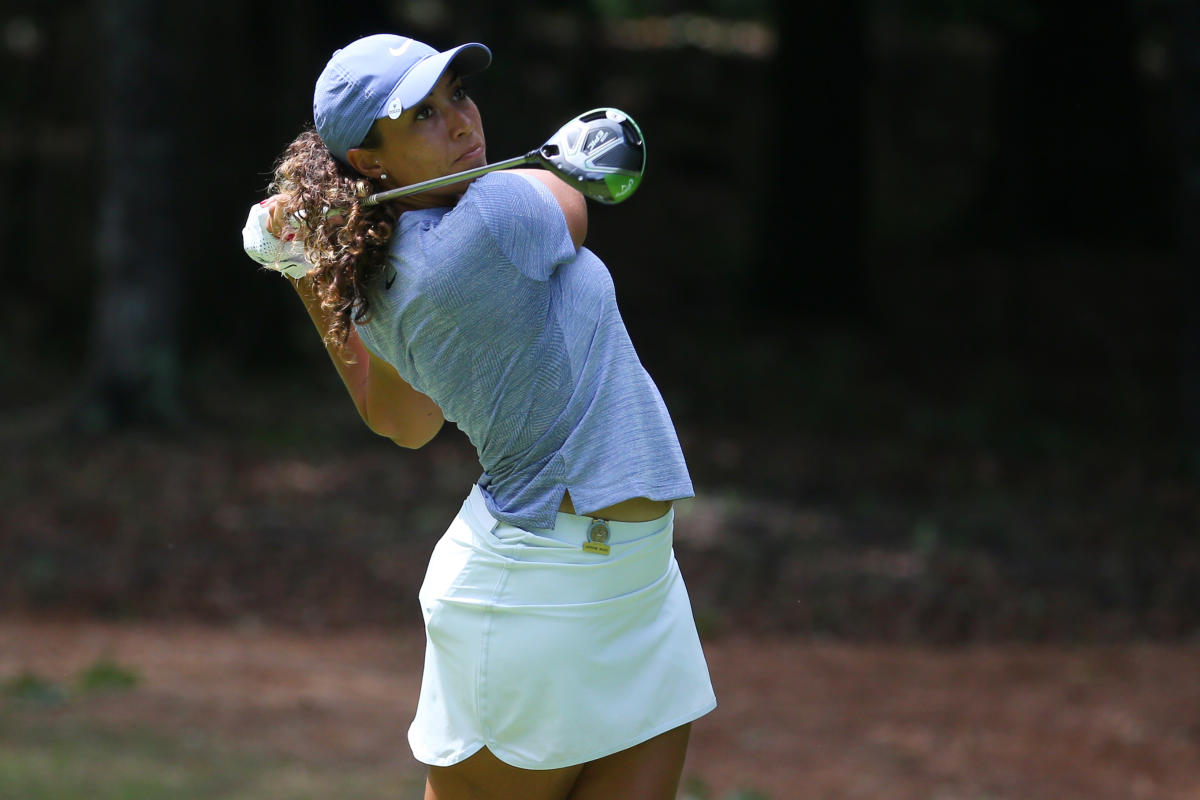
left=260, top=194, right=294, bottom=240
left=262, top=195, right=347, bottom=239
left=242, top=198, right=310, bottom=278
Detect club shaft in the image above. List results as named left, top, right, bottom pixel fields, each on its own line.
left=363, top=151, right=538, bottom=206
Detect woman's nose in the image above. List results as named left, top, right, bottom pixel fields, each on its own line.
left=447, top=106, right=473, bottom=137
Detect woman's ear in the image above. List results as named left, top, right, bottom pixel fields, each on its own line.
left=345, top=147, right=384, bottom=180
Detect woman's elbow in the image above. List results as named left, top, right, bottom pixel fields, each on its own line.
left=385, top=415, right=445, bottom=449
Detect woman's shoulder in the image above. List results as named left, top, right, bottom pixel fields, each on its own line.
left=463, top=170, right=556, bottom=208
left=461, top=171, right=570, bottom=233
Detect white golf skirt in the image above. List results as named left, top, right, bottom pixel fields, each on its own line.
left=409, top=485, right=717, bottom=770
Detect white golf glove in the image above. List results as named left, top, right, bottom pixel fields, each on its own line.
left=241, top=200, right=311, bottom=279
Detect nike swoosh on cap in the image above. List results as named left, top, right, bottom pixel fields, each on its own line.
left=389, top=40, right=413, bottom=57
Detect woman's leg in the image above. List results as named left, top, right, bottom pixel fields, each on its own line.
left=568, top=723, right=692, bottom=800
left=422, top=723, right=692, bottom=800
left=424, top=748, right=582, bottom=800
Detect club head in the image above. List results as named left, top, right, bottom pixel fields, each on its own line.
left=535, top=108, right=646, bottom=204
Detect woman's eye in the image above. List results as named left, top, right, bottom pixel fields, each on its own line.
left=415, top=105, right=432, bottom=121
left=453, top=86, right=468, bottom=100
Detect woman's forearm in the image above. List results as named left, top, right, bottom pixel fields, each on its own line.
left=290, top=276, right=372, bottom=412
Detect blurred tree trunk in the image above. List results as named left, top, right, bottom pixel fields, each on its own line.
left=75, top=0, right=181, bottom=431
left=756, top=0, right=866, bottom=321
left=1172, top=0, right=1200, bottom=471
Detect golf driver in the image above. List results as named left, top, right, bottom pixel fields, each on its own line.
left=364, top=107, right=646, bottom=206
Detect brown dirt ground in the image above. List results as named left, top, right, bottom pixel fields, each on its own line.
left=2, top=618, right=1200, bottom=799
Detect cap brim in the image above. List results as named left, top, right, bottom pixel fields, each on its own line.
left=383, top=43, right=492, bottom=120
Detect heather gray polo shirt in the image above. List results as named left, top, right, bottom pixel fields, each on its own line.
left=354, top=171, right=693, bottom=529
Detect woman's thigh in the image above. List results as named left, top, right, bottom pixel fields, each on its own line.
left=569, top=723, right=692, bottom=800
left=424, top=748, right=582, bottom=800
left=423, top=724, right=692, bottom=800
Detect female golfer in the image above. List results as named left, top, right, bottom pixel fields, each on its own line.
left=242, top=33, right=716, bottom=800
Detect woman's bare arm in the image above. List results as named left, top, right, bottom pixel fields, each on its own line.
left=289, top=276, right=444, bottom=448
left=257, top=194, right=443, bottom=448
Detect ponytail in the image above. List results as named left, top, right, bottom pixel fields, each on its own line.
left=269, top=126, right=401, bottom=350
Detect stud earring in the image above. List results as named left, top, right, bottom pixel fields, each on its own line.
left=380, top=173, right=388, bottom=181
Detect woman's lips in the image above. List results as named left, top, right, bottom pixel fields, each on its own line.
left=457, top=144, right=485, bottom=164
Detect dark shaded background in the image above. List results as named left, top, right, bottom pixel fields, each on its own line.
left=2, top=0, right=1197, bottom=641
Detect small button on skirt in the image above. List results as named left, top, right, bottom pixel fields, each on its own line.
left=408, top=484, right=718, bottom=770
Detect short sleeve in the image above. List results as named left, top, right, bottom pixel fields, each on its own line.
left=468, top=172, right=577, bottom=281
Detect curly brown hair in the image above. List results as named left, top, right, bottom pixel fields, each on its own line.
left=269, top=125, right=403, bottom=350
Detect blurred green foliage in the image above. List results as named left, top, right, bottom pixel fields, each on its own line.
left=76, top=660, right=140, bottom=693
left=3, top=672, right=66, bottom=707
